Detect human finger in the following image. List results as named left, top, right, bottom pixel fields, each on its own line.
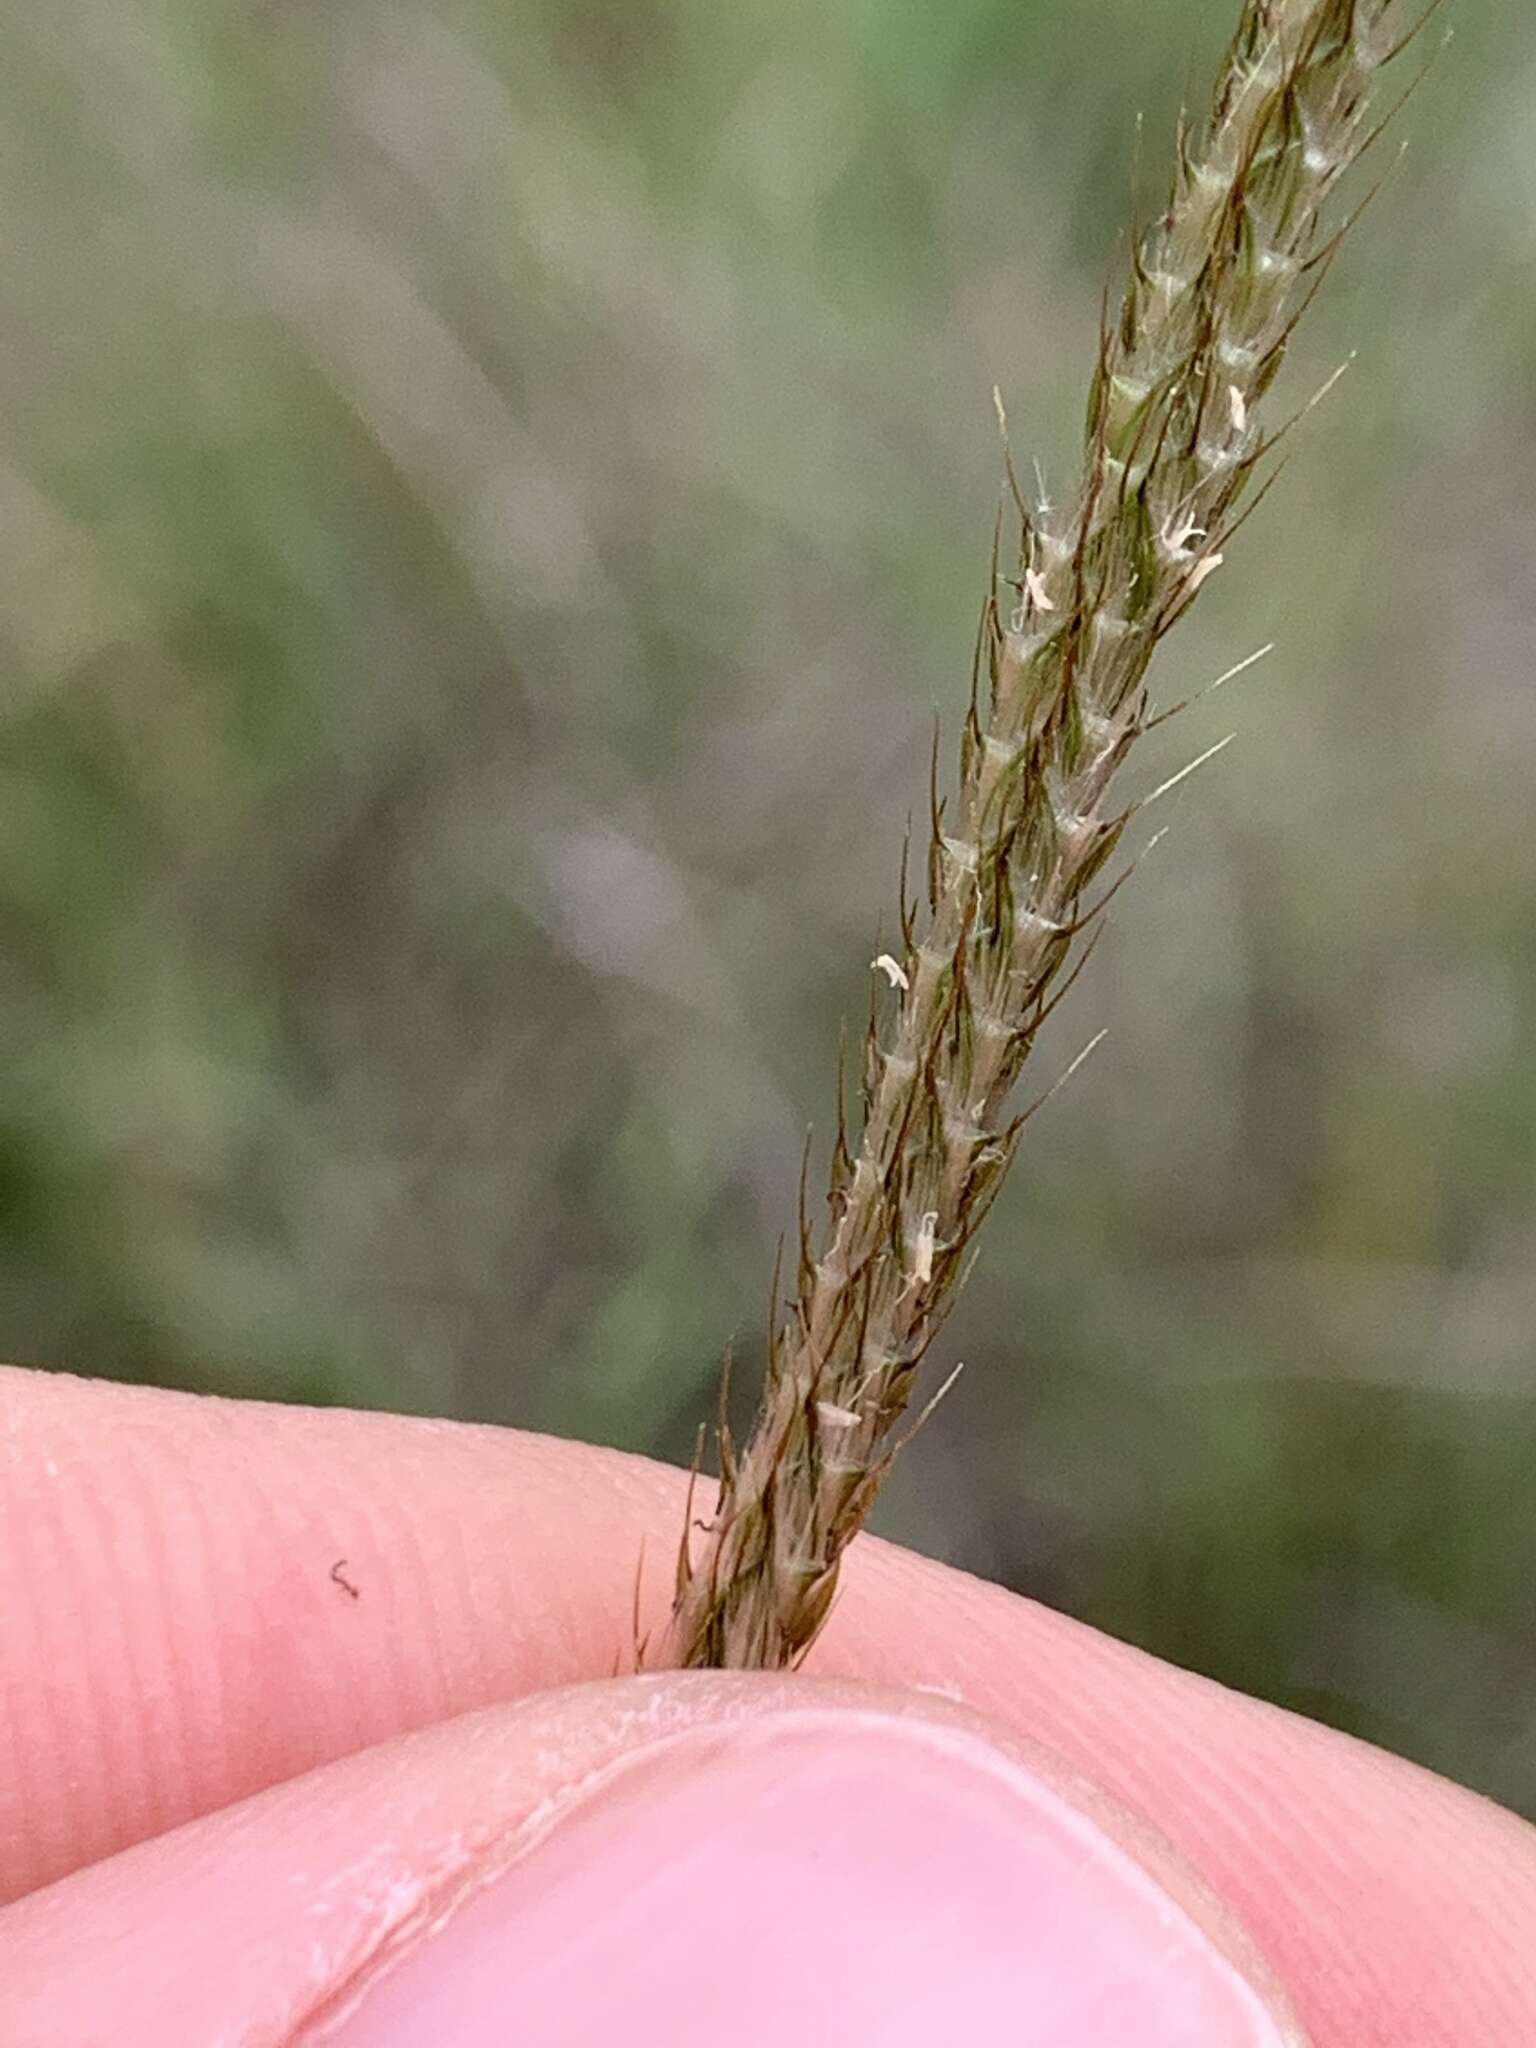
left=3, top=1365, right=1534, bottom=2046
left=0, top=1671, right=1301, bottom=2047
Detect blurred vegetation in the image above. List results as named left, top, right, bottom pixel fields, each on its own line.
left=3, top=1, right=1534, bottom=1810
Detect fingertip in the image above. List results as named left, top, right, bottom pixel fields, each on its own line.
left=1, top=1675, right=1305, bottom=2048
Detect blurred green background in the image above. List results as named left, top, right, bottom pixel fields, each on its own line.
left=3, top=0, right=1534, bottom=1810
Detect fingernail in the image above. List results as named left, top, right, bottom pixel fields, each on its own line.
left=313, top=1709, right=1297, bottom=2046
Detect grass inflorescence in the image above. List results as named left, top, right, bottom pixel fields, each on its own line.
left=665, top=0, right=1436, bottom=1673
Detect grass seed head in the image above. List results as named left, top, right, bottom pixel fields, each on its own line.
left=666, top=0, right=1426, bottom=1675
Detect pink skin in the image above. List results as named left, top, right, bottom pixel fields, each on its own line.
left=1, top=1367, right=1534, bottom=2045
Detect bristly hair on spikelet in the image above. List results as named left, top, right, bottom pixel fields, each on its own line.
left=663, top=0, right=1442, bottom=1674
